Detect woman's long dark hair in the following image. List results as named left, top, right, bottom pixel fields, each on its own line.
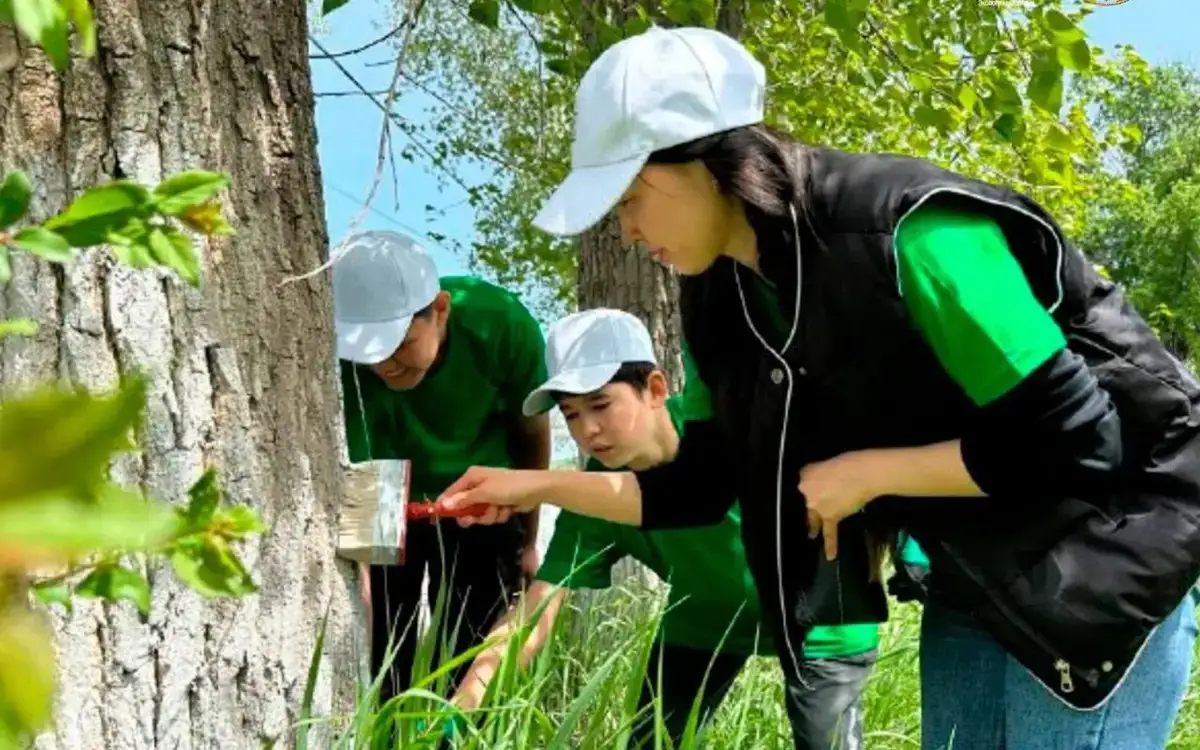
left=645, top=123, right=808, bottom=258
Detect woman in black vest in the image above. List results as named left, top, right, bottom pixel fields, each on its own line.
left=440, top=26, right=1200, bottom=749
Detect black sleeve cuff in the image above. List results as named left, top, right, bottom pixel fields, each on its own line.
left=961, top=347, right=1123, bottom=498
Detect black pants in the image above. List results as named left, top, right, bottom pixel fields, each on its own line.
left=631, top=642, right=877, bottom=749
left=368, top=519, right=522, bottom=709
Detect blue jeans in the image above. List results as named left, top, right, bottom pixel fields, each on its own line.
left=920, top=588, right=1199, bottom=750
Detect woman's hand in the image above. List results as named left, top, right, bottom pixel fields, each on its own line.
left=438, top=466, right=548, bottom=527
left=799, top=451, right=886, bottom=561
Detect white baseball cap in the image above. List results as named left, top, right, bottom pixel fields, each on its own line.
left=332, top=230, right=441, bottom=365
left=533, top=26, right=766, bottom=237
left=522, top=308, right=658, bottom=416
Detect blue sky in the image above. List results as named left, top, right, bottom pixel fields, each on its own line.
left=311, top=0, right=1196, bottom=283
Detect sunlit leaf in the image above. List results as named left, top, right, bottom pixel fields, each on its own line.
left=60, top=0, right=95, bottom=56
left=30, top=579, right=72, bottom=611
left=0, top=484, right=182, bottom=560
left=44, top=181, right=152, bottom=247
left=147, top=226, right=201, bottom=286
left=76, top=563, right=153, bottom=616
left=169, top=536, right=258, bottom=598
left=1058, top=39, right=1092, bottom=72
left=176, top=200, right=233, bottom=237
left=1028, top=51, right=1064, bottom=116
left=13, top=226, right=74, bottom=262
left=152, top=170, right=231, bottom=216
left=183, top=469, right=221, bottom=530
left=0, top=378, right=144, bottom=502
left=0, top=318, right=37, bottom=340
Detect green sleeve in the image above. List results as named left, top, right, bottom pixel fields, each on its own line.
left=497, top=297, right=549, bottom=411
left=340, top=361, right=391, bottom=463
left=535, top=510, right=623, bottom=590
left=679, top=340, right=715, bottom=420
left=894, top=205, right=1067, bottom=407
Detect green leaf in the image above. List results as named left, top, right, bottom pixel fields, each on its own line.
left=1057, top=39, right=1092, bottom=72
left=37, top=12, right=69, bottom=70
left=12, top=226, right=74, bottom=262
left=0, top=318, right=37, bottom=340
left=1045, top=123, right=1075, bottom=152
left=824, top=0, right=865, bottom=33
left=60, top=0, right=95, bottom=56
left=0, top=378, right=144, bottom=502
left=321, top=0, right=349, bottom=14
left=1043, top=10, right=1084, bottom=44
left=30, top=580, right=71, bottom=611
left=151, top=170, right=230, bottom=216
left=993, top=113, right=1020, bottom=143
left=957, top=84, right=979, bottom=112
left=44, top=181, right=152, bottom=247
left=988, top=76, right=1023, bottom=115
left=215, top=505, right=267, bottom=538
left=467, top=0, right=499, bottom=28
left=183, top=469, right=221, bottom=530
left=0, top=171, right=33, bottom=228
left=0, top=608, right=55, bottom=737
left=509, top=0, right=548, bottom=13
left=175, top=201, right=233, bottom=237
left=914, top=105, right=953, bottom=133
left=1027, top=51, right=1064, bottom=116
left=10, top=0, right=57, bottom=50
left=147, top=226, right=200, bottom=286
left=169, top=537, right=257, bottom=598
left=908, top=72, right=933, bottom=94
left=966, top=26, right=998, bottom=57
left=545, top=58, right=572, bottom=76
left=0, top=248, right=11, bottom=285
left=0, top=484, right=182, bottom=564
left=76, top=564, right=152, bottom=616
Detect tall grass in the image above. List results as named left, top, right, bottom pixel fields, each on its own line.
left=298, top=578, right=1200, bottom=749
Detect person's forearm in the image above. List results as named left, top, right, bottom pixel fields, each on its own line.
left=532, top=471, right=644, bottom=526
left=455, top=584, right=566, bottom=705
left=865, top=440, right=986, bottom=500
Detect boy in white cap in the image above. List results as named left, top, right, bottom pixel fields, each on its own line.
left=450, top=308, right=877, bottom=748
left=333, top=229, right=551, bottom=705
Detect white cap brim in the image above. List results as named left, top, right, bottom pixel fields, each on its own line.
left=521, top=362, right=623, bottom=416
left=532, top=154, right=649, bottom=237
left=336, top=315, right=413, bottom=365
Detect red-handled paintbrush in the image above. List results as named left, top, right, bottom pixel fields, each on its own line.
left=337, top=459, right=487, bottom=566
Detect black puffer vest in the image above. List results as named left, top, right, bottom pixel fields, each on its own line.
left=680, top=146, right=1200, bottom=709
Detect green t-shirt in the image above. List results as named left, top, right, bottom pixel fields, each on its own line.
left=894, top=204, right=1067, bottom=406
left=339, top=276, right=547, bottom=498
left=536, top=397, right=880, bottom=659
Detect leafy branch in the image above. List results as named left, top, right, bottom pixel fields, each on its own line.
left=0, top=5, right=265, bottom=748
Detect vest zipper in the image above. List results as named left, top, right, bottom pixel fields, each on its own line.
left=939, top=544, right=1101, bottom=711
left=1055, top=659, right=1075, bottom=694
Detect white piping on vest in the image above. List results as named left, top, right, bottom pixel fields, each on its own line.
left=732, top=203, right=809, bottom=689
left=891, top=186, right=1066, bottom=314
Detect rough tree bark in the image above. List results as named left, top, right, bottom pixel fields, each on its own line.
left=574, top=1, right=745, bottom=587
left=0, top=3, right=358, bottom=749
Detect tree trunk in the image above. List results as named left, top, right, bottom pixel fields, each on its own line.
left=0, top=3, right=358, bottom=749
left=574, top=3, right=745, bottom=588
